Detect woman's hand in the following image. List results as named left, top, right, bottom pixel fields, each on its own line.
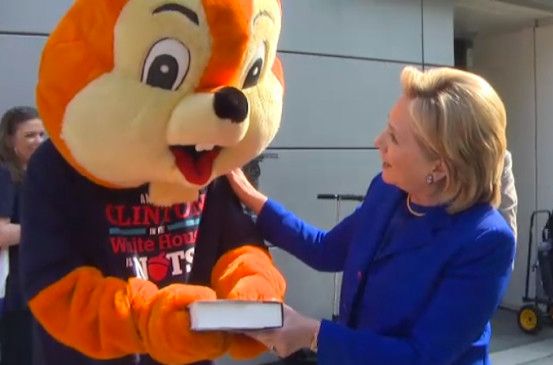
left=0, top=218, right=21, bottom=248
left=226, top=168, right=268, bottom=215
left=241, top=304, right=320, bottom=358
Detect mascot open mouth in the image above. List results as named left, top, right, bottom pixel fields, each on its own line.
left=170, top=145, right=221, bottom=185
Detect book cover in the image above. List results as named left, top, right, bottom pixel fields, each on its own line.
left=189, top=300, right=284, bottom=331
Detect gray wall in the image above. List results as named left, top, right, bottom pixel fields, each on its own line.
left=0, top=0, right=454, bottom=364
left=0, top=0, right=73, bottom=113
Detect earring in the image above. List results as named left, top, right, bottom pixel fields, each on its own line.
left=425, top=174, right=434, bottom=185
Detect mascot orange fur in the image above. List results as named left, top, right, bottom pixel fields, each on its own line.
left=19, top=1, right=286, bottom=364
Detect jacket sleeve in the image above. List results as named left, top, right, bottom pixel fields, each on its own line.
left=20, top=144, right=227, bottom=364
left=256, top=198, right=361, bottom=272
left=315, top=228, right=515, bottom=365
left=207, top=178, right=286, bottom=359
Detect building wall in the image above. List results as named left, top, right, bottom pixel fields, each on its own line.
left=0, top=0, right=454, bottom=364
left=472, top=24, right=553, bottom=310
left=0, top=0, right=72, bottom=113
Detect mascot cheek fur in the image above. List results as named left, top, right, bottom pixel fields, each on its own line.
left=20, top=0, right=286, bottom=364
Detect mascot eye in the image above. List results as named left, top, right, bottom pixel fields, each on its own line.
left=142, top=38, right=190, bottom=91
left=243, top=43, right=266, bottom=89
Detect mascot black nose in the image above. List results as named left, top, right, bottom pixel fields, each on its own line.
left=213, top=87, right=249, bottom=123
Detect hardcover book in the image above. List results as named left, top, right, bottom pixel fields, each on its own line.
left=189, top=300, right=284, bottom=331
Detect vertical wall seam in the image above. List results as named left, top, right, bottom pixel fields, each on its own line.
left=421, top=0, right=426, bottom=70
left=533, top=23, right=539, bottom=218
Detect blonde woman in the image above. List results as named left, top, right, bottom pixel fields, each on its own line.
left=227, top=66, right=515, bottom=365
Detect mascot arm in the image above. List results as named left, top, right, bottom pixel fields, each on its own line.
left=28, top=268, right=227, bottom=364
left=212, top=246, right=286, bottom=359
left=210, top=179, right=286, bottom=302
left=212, top=245, right=286, bottom=302
left=207, top=178, right=286, bottom=359
left=21, top=145, right=228, bottom=364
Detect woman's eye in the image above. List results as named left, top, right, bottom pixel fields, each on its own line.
left=142, top=38, right=190, bottom=91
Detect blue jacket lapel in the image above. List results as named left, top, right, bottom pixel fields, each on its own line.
left=339, top=180, right=403, bottom=324
left=374, top=206, right=451, bottom=261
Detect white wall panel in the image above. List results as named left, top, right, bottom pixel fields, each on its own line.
left=423, top=0, right=454, bottom=66
left=273, top=53, right=406, bottom=148
left=280, top=0, right=423, bottom=63
left=0, top=0, right=72, bottom=34
left=0, top=35, right=46, bottom=114
left=472, top=28, right=536, bottom=309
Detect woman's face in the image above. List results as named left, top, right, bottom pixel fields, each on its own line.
left=374, top=95, right=438, bottom=194
left=11, top=118, right=46, bottom=165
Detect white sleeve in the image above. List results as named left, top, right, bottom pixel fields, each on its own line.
left=499, top=150, right=518, bottom=241
left=0, top=248, right=8, bottom=298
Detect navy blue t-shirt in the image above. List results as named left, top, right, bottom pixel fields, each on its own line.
left=0, top=164, right=26, bottom=312
left=21, top=140, right=265, bottom=365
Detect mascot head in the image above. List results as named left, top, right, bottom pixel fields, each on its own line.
left=37, top=0, right=284, bottom=205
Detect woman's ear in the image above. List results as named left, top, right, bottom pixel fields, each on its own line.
left=432, top=159, right=448, bottom=183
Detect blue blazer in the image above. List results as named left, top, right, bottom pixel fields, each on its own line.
left=257, top=174, right=515, bottom=365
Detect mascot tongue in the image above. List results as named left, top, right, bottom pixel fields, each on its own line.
left=170, top=147, right=220, bottom=186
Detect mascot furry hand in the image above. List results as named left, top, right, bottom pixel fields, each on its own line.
left=20, top=1, right=285, bottom=364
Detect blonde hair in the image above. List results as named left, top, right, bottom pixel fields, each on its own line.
left=401, top=66, right=506, bottom=213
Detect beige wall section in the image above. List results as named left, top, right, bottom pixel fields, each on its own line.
left=536, top=25, right=553, bottom=231
left=472, top=26, right=553, bottom=310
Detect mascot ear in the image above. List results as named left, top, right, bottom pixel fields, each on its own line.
left=38, top=0, right=128, bottom=184
left=196, top=0, right=253, bottom=90
left=272, top=56, right=285, bottom=90
left=37, top=0, right=128, bottom=174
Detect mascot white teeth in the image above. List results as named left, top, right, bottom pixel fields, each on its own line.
left=20, top=1, right=286, bottom=364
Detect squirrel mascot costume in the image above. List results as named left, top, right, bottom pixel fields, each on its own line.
left=19, top=0, right=286, bottom=364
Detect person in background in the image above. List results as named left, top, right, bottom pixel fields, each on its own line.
left=0, top=239, right=7, bottom=318
left=499, top=150, right=517, bottom=240
left=0, top=246, right=7, bottom=364
left=0, top=106, right=45, bottom=365
left=227, top=66, right=515, bottom=365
